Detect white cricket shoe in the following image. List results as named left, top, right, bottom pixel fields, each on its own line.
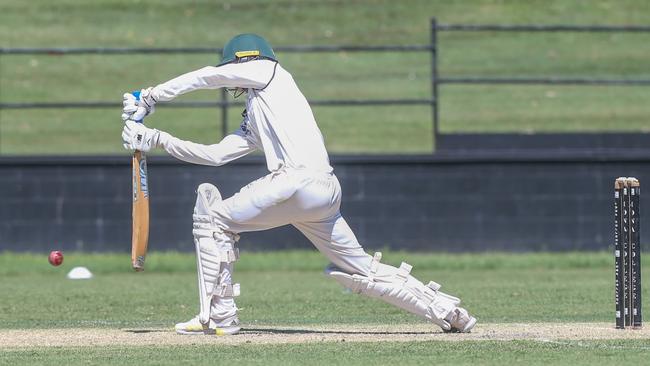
left=175, top=315, right=241, bottom=335
left=444, top=307, right=477, bottom=333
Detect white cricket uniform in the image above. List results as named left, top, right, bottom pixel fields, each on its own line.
left=151, top=59, right=473, bottom=331
left=152, top=59, right=371, bottom=272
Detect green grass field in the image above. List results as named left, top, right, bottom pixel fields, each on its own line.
left=1, top=0, right=649, bottom=154
left=2, top=250, right=650, bottom=365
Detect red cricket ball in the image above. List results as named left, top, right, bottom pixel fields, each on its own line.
left=48, top=251, right=63, bottom=266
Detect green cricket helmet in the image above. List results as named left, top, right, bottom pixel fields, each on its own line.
left=219, top=34, right=277, bottom=66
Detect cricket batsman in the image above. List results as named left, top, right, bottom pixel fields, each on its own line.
left=121, top=34, right=477, bottom=335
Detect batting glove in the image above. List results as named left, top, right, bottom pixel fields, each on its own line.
left=122, top=87, right=157, bottom=122
left=121, top=93, right=139, bottom=121
left=122, top=120, right=160, bottom=152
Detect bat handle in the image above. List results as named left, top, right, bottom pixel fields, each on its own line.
left=131, top=91, right=144, bottom=124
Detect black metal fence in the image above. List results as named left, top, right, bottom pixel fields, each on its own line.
left=430, top=20, right=650, bottom=132
left=1, top=18, right=650, bottom=153
left=0, top=44, right=435, bottom=147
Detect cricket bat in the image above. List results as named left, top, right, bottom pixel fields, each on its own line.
left=131, top=91, right=150, bottom=271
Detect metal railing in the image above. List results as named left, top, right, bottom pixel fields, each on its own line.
left=1, top=18, right=650, bottom=154
left=0, top=44, right=434, bottom=152
left=429, top=19, right=650, bottom=142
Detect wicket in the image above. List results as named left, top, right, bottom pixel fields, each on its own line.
left=614, top=177, right=642, bottom=329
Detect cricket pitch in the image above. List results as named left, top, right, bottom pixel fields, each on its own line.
left=1, top=323, right=648, bottom=348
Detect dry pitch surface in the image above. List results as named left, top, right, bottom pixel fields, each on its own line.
left=1, top=323, right=648, bottom=348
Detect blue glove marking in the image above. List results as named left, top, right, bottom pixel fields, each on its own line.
left=131, top=91, right=143, bottom=123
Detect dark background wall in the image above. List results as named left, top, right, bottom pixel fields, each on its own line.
left=1, top=153, right=648, bottom=252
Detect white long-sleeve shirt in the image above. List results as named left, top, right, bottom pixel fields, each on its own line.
left=152, top=60, right=333, bottom=173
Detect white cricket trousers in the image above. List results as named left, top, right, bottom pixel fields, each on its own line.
left=201, top=168, right=471, bottom=330
left=210, top=168, right=374, bottom=275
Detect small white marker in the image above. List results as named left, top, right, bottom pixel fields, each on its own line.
left=67, top=266, right=93, bottom=280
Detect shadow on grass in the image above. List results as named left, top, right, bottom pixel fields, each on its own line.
left=122, top=328, right=436, bottom=335
left=123, top=329, right=170, bottom=334
left=241, top=328, right=434, bottom=335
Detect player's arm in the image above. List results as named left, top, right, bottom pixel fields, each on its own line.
left=153, top=60, right=276, bottom=101
left=122, top=122, right=256, bottom=166
left=157, top=128, right=256, bottom=166
left=125, top=60, right=276, bottom=120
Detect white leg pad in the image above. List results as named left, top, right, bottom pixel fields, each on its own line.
left=193, top=183, right=240, bottom=325
left=327, top=252, right=461, bottom=331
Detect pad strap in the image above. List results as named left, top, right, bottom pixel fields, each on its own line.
left=423, top=281, right=441, bottom=305
left=222, top=248, right=239, bottom=263
left=427, top=281, right=441, bottom=291
left=368, top=252, right=382, bottom=280
left=197, top=244, right=239, bottom=264
left=213, top=283, right=241, bottom=297
left=394, top=262, right=412, bottom=284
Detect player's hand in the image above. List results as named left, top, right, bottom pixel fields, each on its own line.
left=131, top=87, right=157, bottom=121
left=122, top=120, right=160, bottom=152
left=121, top=93, right=139, bottom=121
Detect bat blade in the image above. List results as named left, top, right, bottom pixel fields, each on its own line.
left=131, top=150, right=150, bottom=271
